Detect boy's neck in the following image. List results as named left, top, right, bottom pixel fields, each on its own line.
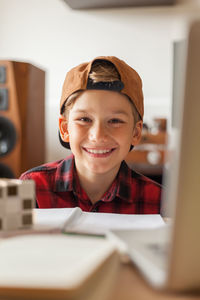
left=75, top=165, right=120, bottom=205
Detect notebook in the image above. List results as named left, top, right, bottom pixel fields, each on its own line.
left=109, top=19, right=200, bottom=292
left=34, top=207, right=165, bottom=235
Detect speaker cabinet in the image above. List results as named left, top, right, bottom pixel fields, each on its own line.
left=0, top=61, right=45, bottom=178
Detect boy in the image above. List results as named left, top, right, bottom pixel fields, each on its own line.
left=20, top=56, right=161, bottom=213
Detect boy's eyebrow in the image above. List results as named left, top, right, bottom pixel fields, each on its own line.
left=72, top=109, right=88, bottom=113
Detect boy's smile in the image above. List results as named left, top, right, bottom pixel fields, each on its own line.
left=60, top=89, right=142, bottom=179
left=82, top=147, right=115, bottom=157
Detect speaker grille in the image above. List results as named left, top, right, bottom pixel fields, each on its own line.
left=0, top=66, right=6, bottom=83
left=0, top=163, right=15, bottom=178
left=0, top=88, right=8, bottom=110
left=0, top=116, right=17, bottom=157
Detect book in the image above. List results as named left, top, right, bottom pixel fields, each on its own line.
left=34, top=207, right=165, bottom=236
left=0, top=233, right=119, bottom=300
left=34, top=208, right=166, bottom=259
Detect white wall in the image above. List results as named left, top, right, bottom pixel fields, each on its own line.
left=0, top=0, right=200, bottom=162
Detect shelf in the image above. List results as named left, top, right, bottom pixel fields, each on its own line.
left=63, top=0, right=175, bottom=10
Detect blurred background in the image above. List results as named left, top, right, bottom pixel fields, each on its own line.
left=0, top=0, right=200, bottom=182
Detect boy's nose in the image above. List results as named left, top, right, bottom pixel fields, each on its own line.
left=89, top=122, right=108, bottom=142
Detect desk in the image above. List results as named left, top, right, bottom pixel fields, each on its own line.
left=109, top=263, right=200, bottom=300
left=0, top=236, right=199, bottom=300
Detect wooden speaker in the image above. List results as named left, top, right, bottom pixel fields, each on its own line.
left=0, top=61, right=45, bottom=178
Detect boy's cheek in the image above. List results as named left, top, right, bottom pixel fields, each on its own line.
left=68, top=127, right=87, bottom=142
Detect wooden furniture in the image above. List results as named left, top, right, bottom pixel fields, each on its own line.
left=0, top=255, right=199, bottom=300
left=109, top=262, right=200, bottom=300
left=125, top=129, right=167, bottom=183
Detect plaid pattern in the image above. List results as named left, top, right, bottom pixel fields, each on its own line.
left=20, top=154, right=162, bottom=214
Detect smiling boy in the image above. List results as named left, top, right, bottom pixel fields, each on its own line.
left=20, top=56, right=161, bottom=213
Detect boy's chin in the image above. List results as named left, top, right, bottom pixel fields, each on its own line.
left=85, top=162, right=122, bottom=176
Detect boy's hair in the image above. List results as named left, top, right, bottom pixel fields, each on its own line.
left=59, top=56, right=143, bottom=149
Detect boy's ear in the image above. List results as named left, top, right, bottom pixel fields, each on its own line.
left=59, top=115, right=69, bottom=142
left=131, top=120, right=143, bottom=146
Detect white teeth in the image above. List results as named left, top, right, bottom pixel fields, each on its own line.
left=86, top=149, right=111, bottom=154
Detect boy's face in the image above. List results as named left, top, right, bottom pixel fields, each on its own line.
left=59, top=90, right=142, bottom=177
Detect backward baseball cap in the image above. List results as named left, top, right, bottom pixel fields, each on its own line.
left=60, top=56, right=144, bottom=119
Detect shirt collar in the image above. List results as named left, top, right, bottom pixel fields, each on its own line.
left=54, top=155, right=134, bottom=204
left=115, top=160, right=134, bottom=203
left=54, top=154, right=75, bottom=192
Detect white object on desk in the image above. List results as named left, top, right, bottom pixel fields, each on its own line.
left=0, top=234, right=119, bottom=300
left=34, top=207, right=165, bottom=235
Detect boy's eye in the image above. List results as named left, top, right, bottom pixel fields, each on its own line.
left=77, top=117, right=92, bottom=123
left=109, top=118, right=125, bottom=124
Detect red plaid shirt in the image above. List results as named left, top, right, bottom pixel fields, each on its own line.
left=20, top=154, right=161, bottom=214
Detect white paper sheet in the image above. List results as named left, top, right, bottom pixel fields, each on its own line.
left=67, top=211, right=165, bottom=234
left=33, top=208, right=165, bottom=235
left=33, top=207, right=81, bottom=228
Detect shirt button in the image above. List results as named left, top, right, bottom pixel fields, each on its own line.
left=92, top=207, right=98, bottom=212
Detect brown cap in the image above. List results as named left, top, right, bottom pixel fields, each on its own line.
left=60, top=56, right=144, bottom=119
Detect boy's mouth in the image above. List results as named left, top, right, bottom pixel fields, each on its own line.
left=82, top=147, right=116, bottom=156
